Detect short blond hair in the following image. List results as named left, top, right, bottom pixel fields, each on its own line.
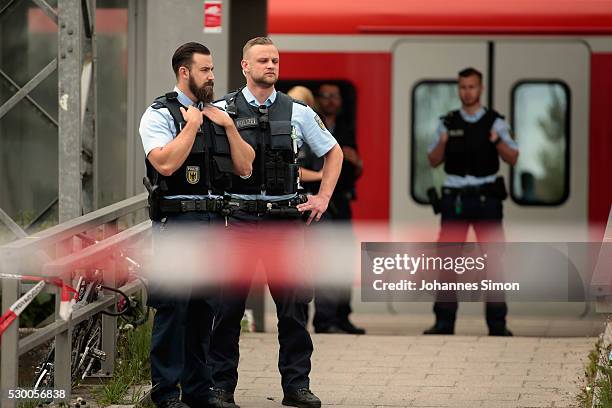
left=287, top=86, right=315, bottom=108
left=243, top=36, right=275, bottom=58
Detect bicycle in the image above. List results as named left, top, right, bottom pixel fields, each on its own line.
left=32, top=269, right=149, bottom=392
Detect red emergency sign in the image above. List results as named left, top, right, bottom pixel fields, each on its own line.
left=204, top=0, right=222, bottom=33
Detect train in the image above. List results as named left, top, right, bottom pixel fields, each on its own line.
left=268, top=0, right=612, bottom=240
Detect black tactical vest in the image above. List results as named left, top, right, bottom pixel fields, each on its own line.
left=443, top=109, right=502, bottom=177
left=223, top=89, right=299, bottom=195
left=144, top=92, right=234, bottom=196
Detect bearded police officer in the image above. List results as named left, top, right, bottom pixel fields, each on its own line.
left=425, top=67, right=519, bottom=336
left=210, top=37, right=343, bottom=408
left=139, top=42, right=254, bottom=408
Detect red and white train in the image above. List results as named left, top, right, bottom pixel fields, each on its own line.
left=269, top=0, right=612, bottom=240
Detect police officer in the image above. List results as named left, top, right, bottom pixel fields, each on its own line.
left=425, top=67, right=518, bottom=336
left=298, top=84, right=365, bottom=335
left=210, top=37, right=343, bottom=408
left=139, top=42, right=254, bottom=408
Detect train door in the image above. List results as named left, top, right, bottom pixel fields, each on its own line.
left=391, top=39, right=589, bottom=240
left=391, top=40, right=490, bottom=239
left=494, top=41, right=590, bottom=239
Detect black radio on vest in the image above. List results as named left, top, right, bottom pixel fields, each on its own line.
left=223, top=89, right=299, bottom=196
left=442, top=109, right=503, bottom=177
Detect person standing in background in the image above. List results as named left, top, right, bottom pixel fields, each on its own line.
left=425, top=67, right=518, bottom=336
left=296, top=83, right=366, bottom=335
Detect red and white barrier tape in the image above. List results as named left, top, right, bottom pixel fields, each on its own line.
left=0, top=274, right=78, bottom=339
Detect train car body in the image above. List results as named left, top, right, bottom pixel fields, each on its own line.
left=269, top=0, right=612, bottom=241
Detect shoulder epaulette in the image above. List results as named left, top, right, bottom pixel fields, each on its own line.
left=223, top=88, right=243, bottom=117
left=491, top=109, right=505, bottom=120
left=223, top=89, right=241, bottom=101
left=291, top=98, right=307, bottom=107
left=440, top=110, right=457, bottom=123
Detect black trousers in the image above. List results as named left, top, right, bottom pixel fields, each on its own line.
left=148, top=212, right=223, bottom=404
left=433, top=191, right=507, bottom=332
left=209, top=211, right=313, bottom=393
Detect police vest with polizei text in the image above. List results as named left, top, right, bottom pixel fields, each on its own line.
left=443, top=109, right=502, bottom=177
left=222, top=90, right=299, bottom=195
left=144, top=92, right=234, bottom=196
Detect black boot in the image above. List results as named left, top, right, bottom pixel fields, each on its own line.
left=489, top=327, right=513, bottom=336
left=337, top=319, right=366, bottom=335
left=158, top=398, right=191, bottom=408
left=282, top=388, right=321, bottom=408
left=211, top=387, right=239, bottom=407
left=183, top=392, right=238, bottom=408
left=423, top=323, right=454, bottom=335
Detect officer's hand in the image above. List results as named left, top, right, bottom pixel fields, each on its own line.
left=202, top=105, right=233, bottom=128
left=297, top=194, right=329, bottom=225
left=489, top=130, right=500, bottom=144
left=180, top=106, right=203, bottom=127
left=440, top=131, right=449, bottom=144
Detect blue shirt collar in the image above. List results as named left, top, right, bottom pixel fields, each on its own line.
left=460, top=106, right=486, bottom=121
left=241, top=86, right=276, bottom=107
left=174, top=86, right=198, bottom=107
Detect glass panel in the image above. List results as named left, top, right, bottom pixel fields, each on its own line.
left=411, top=81, right=460, bottom=203
left=0, top=0, right=129, bottom=235
left=0, top=0, right=59, bottom=230
left=96, top=0, right=128, bottom=207
left=511, top=82, right=569, bottom=205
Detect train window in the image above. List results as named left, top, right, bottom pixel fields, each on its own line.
left=411, top=80, right=460, bottom=204
left=511, top=81, right=570, bottom=206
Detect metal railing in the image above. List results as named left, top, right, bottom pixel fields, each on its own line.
left=0, top=193, right=149, bottom=407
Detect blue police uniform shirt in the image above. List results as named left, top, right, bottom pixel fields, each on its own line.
left=139, top=86, right=213, bottom=199
left=214, top=86, right=337, bottom=201
left=427, top=107, right=518, bottom=188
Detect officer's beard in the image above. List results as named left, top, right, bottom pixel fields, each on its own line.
left=252, top=72, right=277, bottom=88
left=189, top=76, right=214, bottom=104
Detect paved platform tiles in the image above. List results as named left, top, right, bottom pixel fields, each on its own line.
left=234, top=332, right=594, bottom=408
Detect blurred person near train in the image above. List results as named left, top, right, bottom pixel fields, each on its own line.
left=425, top=67, right=518, bottom=336
left=288, top=84, right=365, bottom=335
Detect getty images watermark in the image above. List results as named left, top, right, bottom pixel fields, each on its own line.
left=361, top=242, right=610, bottom=302
left=370, top=252, right=519, bottom=292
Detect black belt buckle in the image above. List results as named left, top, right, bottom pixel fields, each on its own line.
left=206, top=199, right=219, bottom=212
left=181, top=201, right=196, bottom=212
left=259, top=200, right=271, bottom=213
left=242, top=200, right=256, bottom=213
left=179, top=200, right=215, bottom=212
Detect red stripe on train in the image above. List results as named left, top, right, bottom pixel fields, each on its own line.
left=281, top=52, right=392, bottom=221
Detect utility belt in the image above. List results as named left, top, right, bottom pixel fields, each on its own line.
left=427, top=176, right=507, bottom=215
left=442, top=176, right=507, bottom=200
left=158, top=194, right=308, bottom=217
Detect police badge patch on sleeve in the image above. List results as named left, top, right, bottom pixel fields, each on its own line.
left=314, top=114, right=327, bottom=131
